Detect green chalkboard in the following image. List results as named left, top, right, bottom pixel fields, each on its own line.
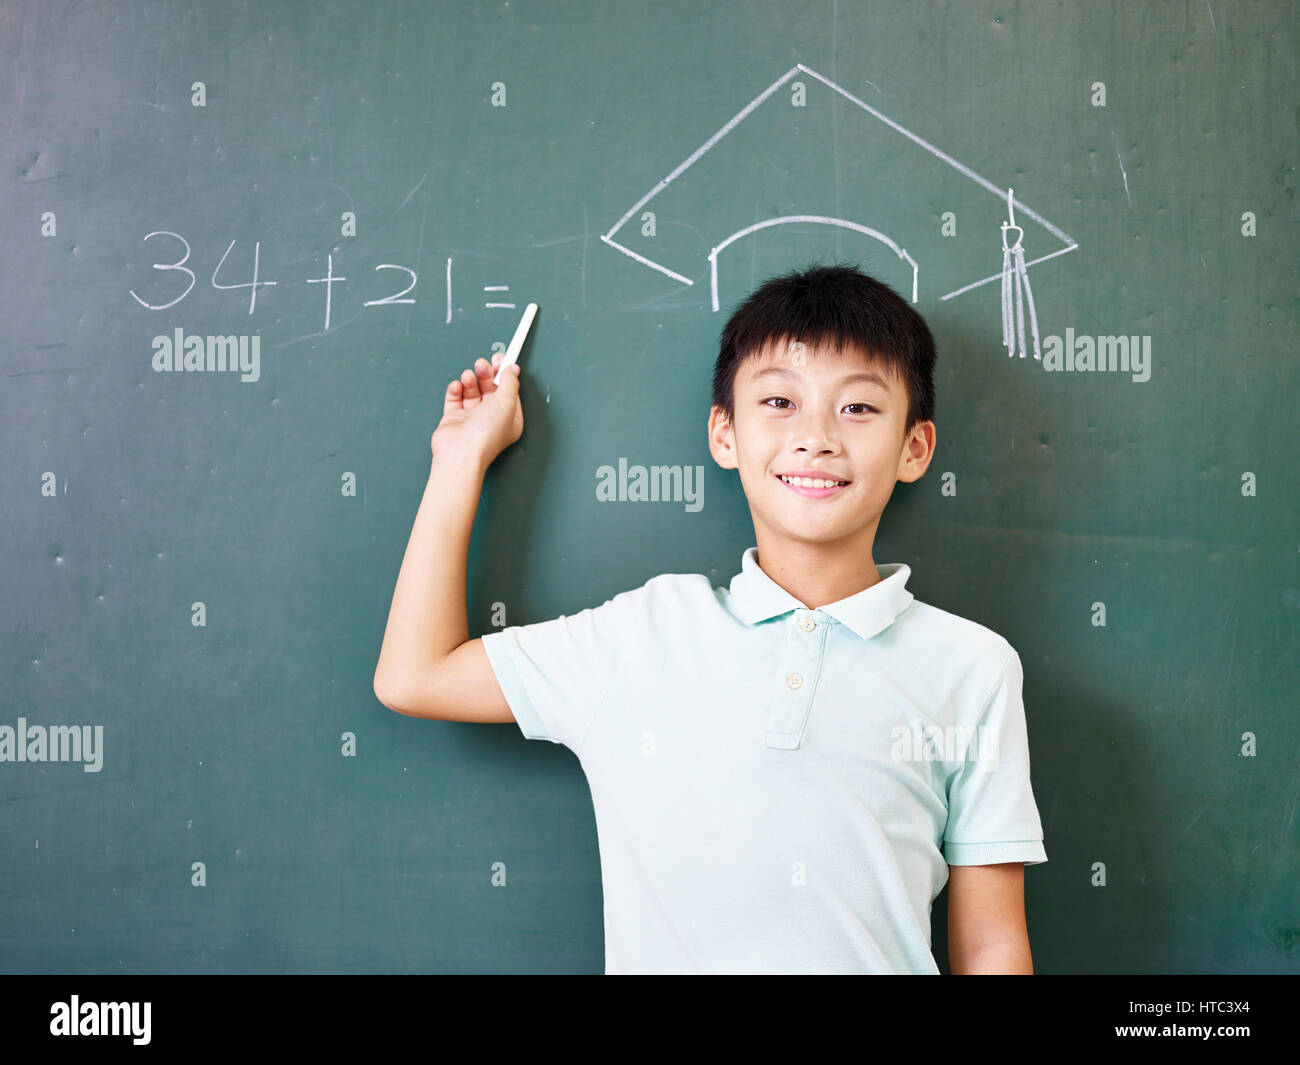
left=2, top=0, right=1296, bottom=975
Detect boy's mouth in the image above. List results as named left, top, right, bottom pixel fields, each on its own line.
left=776, top=473, right=851, bottom=498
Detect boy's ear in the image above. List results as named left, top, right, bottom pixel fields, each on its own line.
left=896, top=419, right=937, bottom=483
left=708, top=404, right=738, bottom=471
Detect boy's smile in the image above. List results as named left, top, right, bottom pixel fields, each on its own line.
left=775, top=471, right=852, bottom=498
left=709, top=337, right=935, bottom=609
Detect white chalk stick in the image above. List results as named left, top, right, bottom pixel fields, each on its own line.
left=493, top=302, right=538, bottom=386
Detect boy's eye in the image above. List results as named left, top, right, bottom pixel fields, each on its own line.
left=761, top=397, right=877, bottom=415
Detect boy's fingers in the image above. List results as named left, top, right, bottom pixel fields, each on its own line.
left=443, top=354, right=516, bottom=413
left=460, top=367, right=480, bottom=400
left=480, top=354, right=515, bottom=393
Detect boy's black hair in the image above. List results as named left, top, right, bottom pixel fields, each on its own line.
left=712, top=262, right=936, bottom=437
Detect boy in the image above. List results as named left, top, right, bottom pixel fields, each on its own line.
left=373, top=264, right=1047, bottom=975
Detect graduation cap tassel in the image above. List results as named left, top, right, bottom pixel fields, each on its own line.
left=999, top=187, right=1042, bottom=360
left=1000, top=230, right=1015, bottom=354
left=1012, top=239, right=1027, bottom=357
left=1014, top=237, right=1041, bottom=360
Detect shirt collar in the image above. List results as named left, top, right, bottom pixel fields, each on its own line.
left=727, top=546, right=914, bottom=641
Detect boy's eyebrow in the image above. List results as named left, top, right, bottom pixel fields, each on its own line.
left=749, top=366, right=892, bottom=390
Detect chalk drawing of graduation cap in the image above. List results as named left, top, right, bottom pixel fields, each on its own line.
left=601, top=64, right=1078, bottom=360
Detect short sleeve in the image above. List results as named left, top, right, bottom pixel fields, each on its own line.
left=480, top=582, right=647, bottom=754
left=942, top=646, right=1048, bottom=866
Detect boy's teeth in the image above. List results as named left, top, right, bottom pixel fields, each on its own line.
left=780, top=475, right=847, bottom=488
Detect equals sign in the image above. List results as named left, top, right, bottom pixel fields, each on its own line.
left=484, top=285, right=515, bottom=309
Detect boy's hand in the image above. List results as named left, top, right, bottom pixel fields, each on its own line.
left=430, top=351, right=523, bottom=469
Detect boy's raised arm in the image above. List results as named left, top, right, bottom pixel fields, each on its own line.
left=373, top=351, right=524, bottom=721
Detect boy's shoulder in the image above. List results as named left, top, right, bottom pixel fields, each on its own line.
left=610, top=568, right=721, bottom=612
left=891, top=593, right=1022, bottom=717
left=578, top=568, right=717, bottom=624
left=896, top=593, right=1016, bottom=666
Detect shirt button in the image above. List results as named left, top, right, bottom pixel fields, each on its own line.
left=798, top=614, right=816, bottom=631
left=786, top=673, right=803, bottom=689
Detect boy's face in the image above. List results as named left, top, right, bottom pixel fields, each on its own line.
left=708, top=338, right=935, bottom=558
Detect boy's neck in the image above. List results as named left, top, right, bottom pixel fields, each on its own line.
left=752, top=535, right=884, bottom=611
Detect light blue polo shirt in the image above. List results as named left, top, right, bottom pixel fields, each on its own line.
left=481, top=547, right=1047, bottom=974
